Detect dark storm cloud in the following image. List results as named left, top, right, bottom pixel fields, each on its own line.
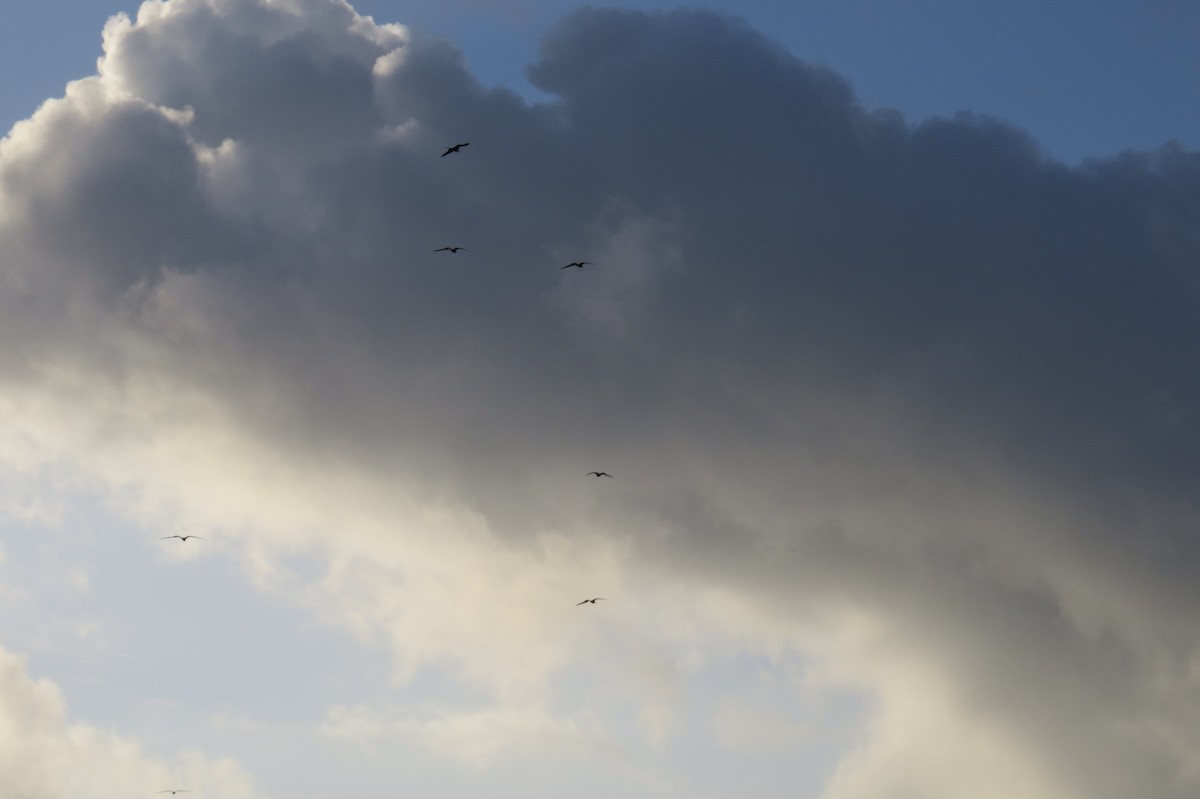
left=2, top=2, right=1200, bottom=796
left=528, top=9, right=1200, bottom=494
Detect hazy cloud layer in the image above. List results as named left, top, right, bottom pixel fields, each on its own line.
left=2, top=1, right=1199, bottom=797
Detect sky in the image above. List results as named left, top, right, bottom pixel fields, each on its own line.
left=0, top=1, right=1199, bottom=798
left=3, top=0, right=1200, bottom=164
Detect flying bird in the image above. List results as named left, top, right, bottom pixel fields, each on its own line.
left=155, top=791, right=191, bottom=795
left=161, top=535, right=205, bottom=542
left=441, top=142, right=469, bottom=157
left=561, top=261, right=594, bottom=269
left=576, top=597, right=606, bottom=605
left=586, top=472, right=613, bottom=478
left=433, top=246, right=470, bottom=253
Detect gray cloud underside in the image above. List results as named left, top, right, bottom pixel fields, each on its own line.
left=2, top=1, right=1199, bottom=797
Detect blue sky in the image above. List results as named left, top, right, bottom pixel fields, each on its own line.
left=3, top=0, right=1199, bottom=164
left=1, top=2, right=1199, bottom=798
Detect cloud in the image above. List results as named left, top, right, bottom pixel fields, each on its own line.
left=1, top=1, right=1199, bottom=797
left=0, top=646, right=260, bottom=799
left=323, top=702, right=600, bottom=767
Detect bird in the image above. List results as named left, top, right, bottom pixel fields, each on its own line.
left=561, top=261, right=594, bottom=269
left=576, top=597, right=605, bottom=605
left=156, top=791, right=191, bottom=795
left=161, top=535, right=205, bottom=542
left=433, top=246, right=470, bottom=253
left=586, top=472, right=613, bottom=478
left=441, top=142, right=469, bottom=157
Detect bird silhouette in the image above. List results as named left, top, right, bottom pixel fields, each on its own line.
left=161, top=535, right=205, bottom=542
left=561, top=261, right=594, bottom=269
left=586, top=472, right=613, bottom=478
left=576, top=597, right=605, bottom=605
left=156, top=791, right=191, bottom=795
left=433, top=246, right=469, bottom=253
left=441, top=143, right=469, bottom=157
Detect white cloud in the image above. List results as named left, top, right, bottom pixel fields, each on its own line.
left=323, top=702, right=601, bottom=767
left=0, top=647, right=261, bottom=799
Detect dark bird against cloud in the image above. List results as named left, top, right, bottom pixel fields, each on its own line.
left=440, top=142, right=469, bottom=157
left=560, top=261, right=594, bottom=269
left=433, top=247, right=469, bottom=253
left=585, top=472, right=613, bottom=477
left=161, top=535, right=205, bottom=542
left=575, top=598, right=605, bottom=605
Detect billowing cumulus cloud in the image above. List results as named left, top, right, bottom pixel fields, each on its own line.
left=0, top=646, right=260, bottom=799
left=2, top=1, right=1199, bottom=797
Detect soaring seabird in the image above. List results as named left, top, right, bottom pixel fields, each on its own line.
left=161, top=535, right=205, bottom=542
left=586, top=472, right=613, bottom=478
left=433, top=247, right=470, bottom=253
left=576, top=597, right=606, bottom=605
left=156, top=791, right=191, bottom=795
left=561, top=261, right=594, bottom=269
left=441, top=143, right=470, bottom=157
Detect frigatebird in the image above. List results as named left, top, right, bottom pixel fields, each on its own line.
left=561, top=261, right=594, bottom=269
left=156, top=791, right=191, bottom=795
left=161, top=535, right=205, bottom=542
left=576, top=597, right=605, bottom=605
left=433, top=247, right=470, bottom=253
left=441, top=143, right=469, bottom=157
left=586, top=472, right=613, bottom=478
